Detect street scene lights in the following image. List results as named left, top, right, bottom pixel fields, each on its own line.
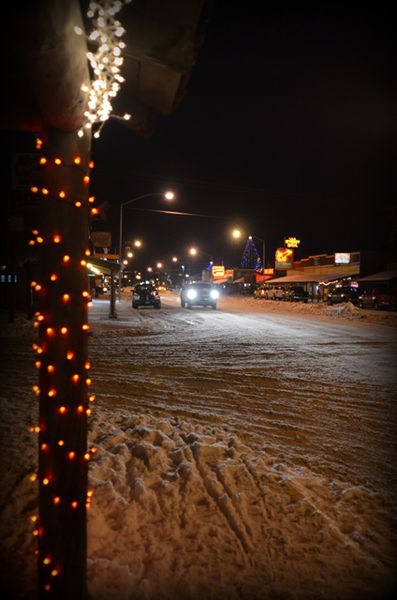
left=118, top=191, right=174, bottom=299
left=232, top=228, right=242, bottom=239
left=231, top=228, right=266, bottom=269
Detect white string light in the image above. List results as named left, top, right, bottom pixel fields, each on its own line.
left=75, top=0, right=132, bottom=139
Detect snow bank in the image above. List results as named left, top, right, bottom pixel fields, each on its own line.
left=222, top=295, right=397, bottom=326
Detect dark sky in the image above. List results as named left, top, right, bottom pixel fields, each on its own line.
left=91, top=1, right=396, bottom=271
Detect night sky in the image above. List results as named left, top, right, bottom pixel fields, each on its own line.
left=90, top=1, right=396, bottom=272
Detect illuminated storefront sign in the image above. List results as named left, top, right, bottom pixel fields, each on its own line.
left=275, top=247, right=294, bottom=269
left=334, top=253, right=351, bottom=264
left=263, top=268, right=274, bottom=275
left=211, top=265, right=225, bottom=278
left=284, top=236, right=300, bottom=248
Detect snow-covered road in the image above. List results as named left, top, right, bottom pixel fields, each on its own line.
left=91, top=293, right=397, bottom=491
left=1, top=293, right=396, bottom=599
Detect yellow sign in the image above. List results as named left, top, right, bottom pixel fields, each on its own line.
left=275, top=247, right=294, bottom=269
left=284, top=237, right=300, bottom=248
left=211, top=265, right=225, bottom=278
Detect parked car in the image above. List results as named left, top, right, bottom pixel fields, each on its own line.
left=327, top=286, right=359, bottom=305
left=358, top=287, right=397, bottom=311
left=254, top=285, right=284, bottom=300
left=284, top=286, right=309, bottom=302
left=180, top=281, right=219, bottom=309
left=253, top=284, right=269, bottom=299
left=132, top=283, right=161, bottom=309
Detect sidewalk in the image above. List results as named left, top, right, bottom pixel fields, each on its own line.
left=89, top=295, right=134, bottom=323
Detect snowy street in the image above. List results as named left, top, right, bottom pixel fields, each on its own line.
left=1, top=292, right=397, bottom=599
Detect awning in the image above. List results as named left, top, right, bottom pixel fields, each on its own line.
left=266, top=270, right=360, bottom=284
left=212, top=277, right=232, bottom=285
left=86, top=256, right=119, bottom=276
left=357, top=269, right=397, bottom=282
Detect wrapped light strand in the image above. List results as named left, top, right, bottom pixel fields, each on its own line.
left=75, top=0, right=132, bottom=139
left=26, top=135, right=99, bottom=594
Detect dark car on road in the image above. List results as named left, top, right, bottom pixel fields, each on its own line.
left=284, top=286, right=309, bottom=303
left=132, top=283, right=161, bottom=309
left=180, top=281, right=219, bottom=309
left=358, top=287, right=397, bottom=311
left=327, top=286, right=360, bottom=305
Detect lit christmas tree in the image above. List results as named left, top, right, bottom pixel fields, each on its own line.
left=240, top=237, right=262, bottom=269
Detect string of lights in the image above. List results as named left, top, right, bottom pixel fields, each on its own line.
left=27, top=133, right=98, bottom=594
left=74, top=0, right=132, bottom=139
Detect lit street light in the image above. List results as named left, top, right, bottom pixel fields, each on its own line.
left=118, top=191, right=174, bottom=300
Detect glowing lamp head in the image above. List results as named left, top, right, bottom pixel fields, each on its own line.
left=164, top=191, right=174, bottom=200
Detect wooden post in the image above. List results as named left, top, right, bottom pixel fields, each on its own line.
left=34, top=128, right=91, bottom=598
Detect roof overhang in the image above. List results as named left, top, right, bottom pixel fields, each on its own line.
left=357, top=269, right=397, bottom=282
left=266, top=270, right=360, bottom=284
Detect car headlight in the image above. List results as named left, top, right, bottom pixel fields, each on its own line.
left=210, top=289, right=219, bottom=299
left=187, top=289, right=197, bottom=300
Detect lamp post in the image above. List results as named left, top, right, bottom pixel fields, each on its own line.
left=250, top=235, right=266, bottom=269
left=118, top=191, right=174, bottom=300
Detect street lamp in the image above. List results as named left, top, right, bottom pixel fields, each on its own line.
left=118, top=191, right=174, bottom=299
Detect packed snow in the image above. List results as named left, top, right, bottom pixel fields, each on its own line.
left=1, top=292, right=396, bottom=599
